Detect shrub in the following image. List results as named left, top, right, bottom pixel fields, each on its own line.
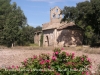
left=0, top=48, right=92, bottom=75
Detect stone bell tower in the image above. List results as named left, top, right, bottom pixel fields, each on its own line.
left=50, top=6, right=62, bottom=24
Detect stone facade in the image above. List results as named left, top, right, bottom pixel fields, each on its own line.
left=42, top=6, right=83, bottom=47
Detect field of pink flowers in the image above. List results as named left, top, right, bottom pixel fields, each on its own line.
left=0, top=48, right=92, bottom=75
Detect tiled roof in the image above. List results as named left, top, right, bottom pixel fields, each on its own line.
left=57, top=22, right=75, bottom=29
left=42, top=22, right=75, bottom=30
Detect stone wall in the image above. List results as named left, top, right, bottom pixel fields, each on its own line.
left=43, top=29, right=83, bottom=47
left=57, top=29, right=83, bottom=47
left=43, top=29, right=55, bottom=47
left=42, top=6, right=83, bottom=47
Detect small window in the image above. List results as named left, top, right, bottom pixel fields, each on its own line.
left=53, top=14, right=56, bottom=18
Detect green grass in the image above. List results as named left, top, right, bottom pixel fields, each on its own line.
left=29, top=43, right=39, bottom=47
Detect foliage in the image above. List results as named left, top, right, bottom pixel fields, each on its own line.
left=62, top=0, right=100, bottom=45
left=0, top=0, right=11, bottom=45
left=84, top=26, right=94, bottom=45
left=0, top=0, right=27, bottom=47
left=0, top=48, right=92, bottom=75
left=0, top=0, right=42, bottom=47
left=35, top=26, right=42, bottom=32
left=17, top=25, right=35, bottom=46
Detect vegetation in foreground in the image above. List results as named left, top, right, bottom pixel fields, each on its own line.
left=0, top=48, right=92, bottom=75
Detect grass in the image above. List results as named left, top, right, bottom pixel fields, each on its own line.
left=29, top=43, right=39, bottom=47
left=1, top=44, right=100, bottom=54
left=61, top=46, right=100, bottom=54
left=77, top=46, right=99, bottom=54
left=12, top=46, right=100, bottom=54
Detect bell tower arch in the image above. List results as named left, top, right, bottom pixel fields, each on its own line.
left=50, top=6, right=62, bottom=24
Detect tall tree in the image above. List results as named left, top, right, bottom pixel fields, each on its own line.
left=90, top=0, right=100, bottom=42
left=17, top=25, right=35, bottom=46
left=62, top=0, right=100, bottom=45
left=35, top=26, right=42, bottom=32
left=0, top=0, right=11, bottom=44
left=2, top=2, right=27, bottom=47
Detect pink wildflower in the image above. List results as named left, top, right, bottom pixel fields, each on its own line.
left=12, top=65, right=15, bottom=69
left=56, top=72, right=60, bottom=75
left=72, top=53, right=75, bottom=56
left=46, top=60, right=50, bottom=63
left=67, top=62, right=71, bottom=65
left=40, top=60, right=45, bottom=65
left=72, top=53, right=75, bottom=59
left=88, top=65, right=92, bottom=69
left=81, top=58, right=84, bottom=61
left=52, top=56, right=56, bottom=61
left=55, top=51, right=59, bottom=55
left=82, top=71, right=85, bottom=74
left=24, top=59, right=27, bottom=63
left=33, top=55, right=37, bottom=59
left=16, top=66, right=19, bottom=69
left=66, top=52, right=69, bottom=56
left=48, top=66, right=50, bottom=69
left=73, top=68, right=77, bottom=71
left=85, top=71, right=89, bottom=75
left=87, top=58, right=91, bottom=62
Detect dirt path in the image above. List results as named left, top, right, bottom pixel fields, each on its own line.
left=0, top=49, right=100, bottom=73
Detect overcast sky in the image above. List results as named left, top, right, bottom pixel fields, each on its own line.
left=11, top=0, right=87, bottom=27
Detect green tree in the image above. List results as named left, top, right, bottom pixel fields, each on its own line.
left=61, top=6, right=77, bottom=22
left=35, top=26, right=42, bottom=32
left=17, top=25, right=35, bottom=46
left=62, top=0, right=100, bottom=45
left=90, top=0, right=100, bottom=43
left=0, top=0, right=11, bottom=45
left=84, top=26, right=94, bottom=45
left=0, top=0, right=42, bottom=47
left=1, top=2, right=27, bottom=47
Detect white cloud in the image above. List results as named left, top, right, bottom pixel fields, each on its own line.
left=27, top=0, right=65, bottom=4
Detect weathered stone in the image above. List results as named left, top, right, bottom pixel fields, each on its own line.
left=35, top=6, right=83, bottom=47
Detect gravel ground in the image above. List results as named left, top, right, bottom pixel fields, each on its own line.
left=0, top=48, right=100, bottom=73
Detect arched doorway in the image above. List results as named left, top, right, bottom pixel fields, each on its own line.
left=46, top=36, right=49, bottom=46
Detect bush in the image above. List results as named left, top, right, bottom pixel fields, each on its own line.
left=0, top=48, right=92, bottom=75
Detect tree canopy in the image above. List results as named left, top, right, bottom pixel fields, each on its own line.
left=62, top=0, right=100, bottom=45
left=0, top=0, right=42, bottom=47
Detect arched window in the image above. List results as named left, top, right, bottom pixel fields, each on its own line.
left=52, top=14, right=56, bottom=18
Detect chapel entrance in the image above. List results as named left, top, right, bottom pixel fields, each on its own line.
left=46, top=36, right=49, bottom=46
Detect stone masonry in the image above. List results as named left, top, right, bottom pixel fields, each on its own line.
left=35, top=6, right=83, bottom=47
